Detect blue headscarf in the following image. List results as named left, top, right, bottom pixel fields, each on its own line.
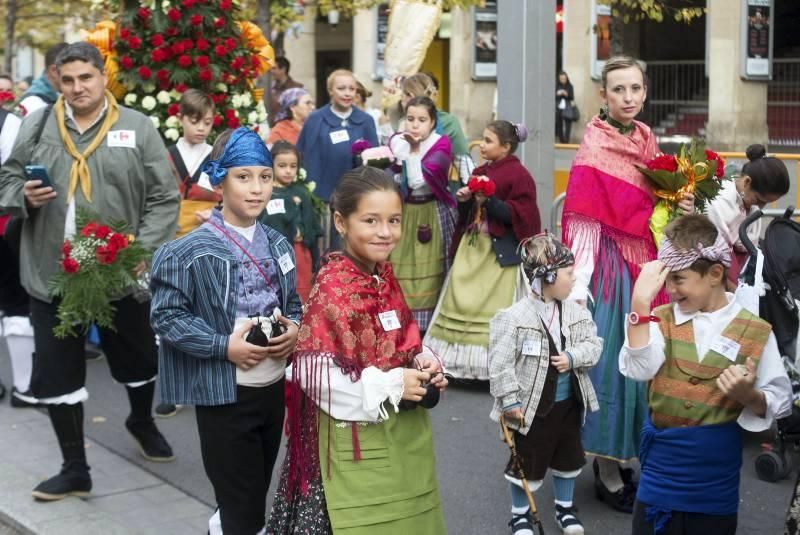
left=202, top=127, right=273, bottom=186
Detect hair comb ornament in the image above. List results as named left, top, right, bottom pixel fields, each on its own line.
left=514, top=123, right=529, bottom=143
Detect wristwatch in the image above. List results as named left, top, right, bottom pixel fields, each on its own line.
left=627, top=312, right=661, bottom=325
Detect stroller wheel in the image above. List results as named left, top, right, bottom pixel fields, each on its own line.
left=755, top=450, right=789, bottom=482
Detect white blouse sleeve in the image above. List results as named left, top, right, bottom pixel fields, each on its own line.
left=567, top=220, right=598, bottom=302
left=619, top=321, right=667, bottom=381
left=288, top=361, right=405, bottom=422
left=389, top=136, right=426, bottom=190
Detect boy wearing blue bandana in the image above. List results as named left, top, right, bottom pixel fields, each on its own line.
left=150, top=128, right=302, bottom=535
left=623, top=215, right=791, bottom=535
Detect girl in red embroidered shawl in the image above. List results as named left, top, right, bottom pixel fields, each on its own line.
left=388, top=96, right=456, bottom=332
left=424, top=120, right=540, bottom=380
left=267, top=167, right=448, bottom=535
left=561, top=56, right=693, bottom=513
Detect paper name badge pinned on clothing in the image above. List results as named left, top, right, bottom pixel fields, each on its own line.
left=522, top=339, right=539, bottom=355
left=379, top=310, right=401, bottom=331
left=278, top=253, right=295, bottom=274
left=329, top=129, right=350, bottom=144
left=107, top=130, right=136, bottom=148
left=266, top=198, right=286, bottom=215
left=709, top=335, right=742, bottom=363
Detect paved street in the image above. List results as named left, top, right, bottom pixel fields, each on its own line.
left=0, top=346, right=796, bottom=534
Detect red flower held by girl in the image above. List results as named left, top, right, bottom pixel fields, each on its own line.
left=705, top=149, right=726, bottom=179
left=647, top=153, right=679, bottom=173
left=468, top=176, right=496, bottom=197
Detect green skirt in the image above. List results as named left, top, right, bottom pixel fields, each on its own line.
left=389, top=200, right=445, bottom=331
left=424, top=232, right=525, bottom=379
left=318, top=407, right=446, bottom=534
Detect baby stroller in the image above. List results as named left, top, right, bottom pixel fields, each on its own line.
left=739, top=208, right=800, bottom=482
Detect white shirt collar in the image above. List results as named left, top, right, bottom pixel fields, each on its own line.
left=64, top=97, right=109, bottom=134
left=672, top=292, right=739, bottom=325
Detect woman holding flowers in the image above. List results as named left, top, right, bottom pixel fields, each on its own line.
left=561, top=55, right=694, bottom=513
left=424, top=120, right=539, bottom=380
left=388, top=96, right=455, bottom=332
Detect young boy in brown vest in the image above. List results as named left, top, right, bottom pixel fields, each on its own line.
left=623, top=214, right=791, bottom=535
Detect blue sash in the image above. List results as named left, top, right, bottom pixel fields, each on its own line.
left=638, top=414, right=741, bottom=534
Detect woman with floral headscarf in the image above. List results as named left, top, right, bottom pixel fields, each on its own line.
left=267, top=88, right=315, bottom=146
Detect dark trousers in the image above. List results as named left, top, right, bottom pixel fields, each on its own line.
left=556, top=110, right=572, bottom=144
left=196, top=381, right=286, bottom=535
left=632, top=500, right=738, bottom=535
left=29, top=296, right=158, bottom=398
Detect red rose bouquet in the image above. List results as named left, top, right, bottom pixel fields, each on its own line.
left=465, top=175, right=496, bottom=245
left=637, top=138, right=728, bottom=245
left=49, top=209, right=150, bottom=338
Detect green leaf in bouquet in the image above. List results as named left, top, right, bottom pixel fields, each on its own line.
left=638, top=167, right=688, bottom=191
left=689, top=138, right=706, bottom=164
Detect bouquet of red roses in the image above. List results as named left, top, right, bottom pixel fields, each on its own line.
left=49, top=209, right=150, bottom=338
left=465, top=175, right=497, bottom=245
left=637, top=138, right=728, bottom=244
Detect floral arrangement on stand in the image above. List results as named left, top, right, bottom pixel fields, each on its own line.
left=465, top=175, right=496, bottom=245
left=49, top=209, right=150, bottom=338
left=83, top=0, right=273, bottom=143
left=638, top=138, right=728, bottom=245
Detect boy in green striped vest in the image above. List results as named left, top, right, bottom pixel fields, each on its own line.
left=621, top=214, right=791, bottom=535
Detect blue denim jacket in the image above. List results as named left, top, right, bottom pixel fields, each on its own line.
left=150, top=216, right=302, bottom=406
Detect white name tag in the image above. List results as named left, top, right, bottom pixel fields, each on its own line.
left=107, top=130, right=136, bottom=148
left=709, top=335, right=741, bottom=363
left=266, top=198, right=286, bottom=215
left=378, top=310, right=401, bottom=331
left=522, top=339, right=539, bottom=355
left=278, top=252, right=294, bottom=274
left=329, top=129, right=350, bottom=144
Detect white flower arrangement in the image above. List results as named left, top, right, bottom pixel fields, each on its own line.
left=165, top=116, right=180, bottom=129
left=164, top=128, right=180, bottom=141
left=248, top=111, right=259, bottom=125
left=231, top=94, right=243, bottom=108
left=124, top=93, right=138, bottom=106
left=150, top=116, right=160, bottom=129
left=156, top=91, right=171, bottom=105
left=216, top=83, right=228, bottom=93
left=255, top=101, right=268, bottom=123
left=141, top=96, right=157, bottom=111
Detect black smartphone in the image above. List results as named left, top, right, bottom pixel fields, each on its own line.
left=24, top=165, right=53, bottom=189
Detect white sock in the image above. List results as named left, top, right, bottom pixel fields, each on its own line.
left=597, top=457, right=624, bottom=493
left=2, top=316, right=34, bottom=392
left=510, top=506, right=534, bottom=535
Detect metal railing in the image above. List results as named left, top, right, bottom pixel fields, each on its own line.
left=768, top=59, right=800, bottom=147
left=641, top=60, right=707, bottom=132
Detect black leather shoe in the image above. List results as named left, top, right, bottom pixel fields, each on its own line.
left=154, top=403, right=181, bottom=418
left=125, top=417, right=175, bottom=462
left=32, top=461, right=92, bottom=501
left=592, top=458, right=634, bottom=514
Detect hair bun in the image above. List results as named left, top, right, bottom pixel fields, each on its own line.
left=745, top=143, right=767, bottom=162
left=514, top=123, right=528, bottom=143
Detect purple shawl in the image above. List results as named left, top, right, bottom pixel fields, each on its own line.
left=391, top=133, right=456, bottom=209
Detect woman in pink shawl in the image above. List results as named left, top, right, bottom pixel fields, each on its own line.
left=388, top=96, right=456, bottom=331
left=561, top=56, right=693, bottom=513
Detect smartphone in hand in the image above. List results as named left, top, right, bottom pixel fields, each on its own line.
left=24, top=165, right=54, bottom=189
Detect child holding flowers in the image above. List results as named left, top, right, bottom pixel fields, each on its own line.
left=424, top=120, right=540, bottom=379
left=388, top=96, right=455, bottom=331
left=150, top=128, right=302, bottom=534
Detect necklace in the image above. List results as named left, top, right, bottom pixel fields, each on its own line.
left=599, top=108, right=635, bottom=135
left=546, top=301, right=557, bottom=332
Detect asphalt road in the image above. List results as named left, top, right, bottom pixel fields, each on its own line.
left=1, top=350, right=796, bottom=534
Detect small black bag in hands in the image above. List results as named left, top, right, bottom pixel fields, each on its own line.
left=244, top=308, right=287, bottom=347
left=398, top=370, right=443, bottom=411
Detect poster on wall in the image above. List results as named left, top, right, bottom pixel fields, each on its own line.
left=374, top=3, right=390, bottom=80
left=472, top=0, right=497, bottom=80
left=590, top=2, right=612, bottom=80
left=741, top=0, right=773, bottom=80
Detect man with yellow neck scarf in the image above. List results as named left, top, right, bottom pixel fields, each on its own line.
left=0, top=42, right=180, bottom=502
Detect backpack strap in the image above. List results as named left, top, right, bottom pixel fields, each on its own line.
left=33, top=105, right=52, bottom=147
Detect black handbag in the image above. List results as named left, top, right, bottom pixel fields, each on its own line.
left=562, top=102, right=580, bottom=122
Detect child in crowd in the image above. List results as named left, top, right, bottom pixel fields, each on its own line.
left=622, top=214, right=791, bottom=535
left=490, top=233, right=601, bottom=535
left=169, top=89, right=219, bottom=238
left=425, top=120, right=540, bottom=379
left=150, top=128, right=302, bottom=535
left=258, top=141, right=321, bottom=302
left=706, top=143, right=790, bottom=289
left=388, top=96, right=455, bottom=331
left=268, top=166, right=448, bottom=534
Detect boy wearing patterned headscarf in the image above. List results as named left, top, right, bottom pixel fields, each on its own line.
left=150, top=127, right=302, bottom=535
left=489, top=232, right=602, bottom=535
left=622, top=214, right=792, bottom=535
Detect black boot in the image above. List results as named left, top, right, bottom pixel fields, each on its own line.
left=125, top=381, right=174, bottom=462
left=592, top=458, right=634, bottom=514
left=32, top=460, right=91, bottom=501
left=33, top=403, right=92, bottom=501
